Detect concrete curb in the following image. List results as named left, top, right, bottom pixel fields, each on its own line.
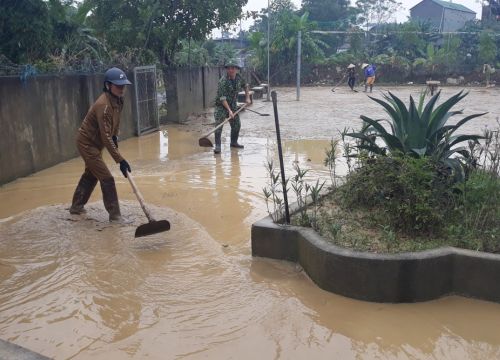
left=0, top=339, right=51, bottom=359
left=251, top=215, right=500, bottom=303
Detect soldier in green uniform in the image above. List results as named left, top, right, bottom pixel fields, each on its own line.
left=213, top=59, right=250, bottom=154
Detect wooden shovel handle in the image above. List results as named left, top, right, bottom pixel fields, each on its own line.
left=200, top=103, right=247, bottom=139
left=126, top=173, right=155, bottom=222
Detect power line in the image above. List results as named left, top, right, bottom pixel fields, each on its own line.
left=311, top=30, right=500, bottom=36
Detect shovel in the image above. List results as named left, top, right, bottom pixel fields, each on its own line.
left=126, top=173, right=170, bottom=238
left=198, top=104, right=247, bottom=147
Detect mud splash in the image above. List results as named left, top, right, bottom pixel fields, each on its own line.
left=1, top=86, right=500, bottom=359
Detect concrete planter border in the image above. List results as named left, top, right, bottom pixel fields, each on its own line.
left=251, top=214, right=500, bottom=303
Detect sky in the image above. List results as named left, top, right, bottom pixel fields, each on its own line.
left=215, top=0, right=484, bottom=36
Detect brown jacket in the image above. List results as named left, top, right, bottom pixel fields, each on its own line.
left=77, top=92, right=124, bottom=163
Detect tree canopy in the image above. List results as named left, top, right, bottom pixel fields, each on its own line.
left=1, top=0, right=499, bottom=82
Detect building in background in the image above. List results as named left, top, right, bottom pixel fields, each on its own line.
left=410, top=0, right=476, bottom=32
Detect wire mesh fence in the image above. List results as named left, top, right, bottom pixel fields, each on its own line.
left=134, top=65, right=159, bottom=136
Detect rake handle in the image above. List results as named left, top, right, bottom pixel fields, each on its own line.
left=332, top=74, right=347, bottom=90
left=126, top=173, right=155, bottom=223
left=200, top=104, right=247, bottom=139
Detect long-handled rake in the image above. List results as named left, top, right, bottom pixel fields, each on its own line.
left=244, top=108, right=270, bottom=116
left=198, top=104, right=247, bottom=147
left=331, top=74, right=347, bottom=92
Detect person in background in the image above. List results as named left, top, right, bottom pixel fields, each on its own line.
left=483, top=63, right=495, bottom=87
left=362, top=63, right=376, bottom=93
left=69, top=67, right=132, bottom=222
left=213, top=59, right=250, bottom=154
left=347, top=63, right=356, bottom=91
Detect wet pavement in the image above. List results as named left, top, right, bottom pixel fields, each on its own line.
left=1, top=86, right=500, bottom=359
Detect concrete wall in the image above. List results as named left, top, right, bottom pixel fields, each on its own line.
left=0, top=74, right=136, bottom=186
left=163, top=66, right=223, bottom=124
left=0, top=339, right=50, bottom=360
left=252, top=215, right=500, bottom=303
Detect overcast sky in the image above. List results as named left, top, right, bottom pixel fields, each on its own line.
left=223, top=0, right=484, bottom=35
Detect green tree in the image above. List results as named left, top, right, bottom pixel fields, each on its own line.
left=479, top=31, right=497, bottom=65
left=84, top=0, right=246, bottom=66
left=213, top=43, right=238, bottom=66
left=247, top=31, right=266, bottom=70
left=0, top=0, right=53, bottom=63
left=302, top=0, right=353, bottom=26
left=300, top=0, right=358, bottom=55
left=393, top=21, right=437, bottom=61
left=273, top=12, right=327, bottom=63
left=355, top=0, right=401, bottom=30
left=249, top=0, right=327, bottom=81
left=173, top=40, right=210, bottom=66
left=438, top=34, right=462, bottom=73
left=413, top=43, right=440, bottom=78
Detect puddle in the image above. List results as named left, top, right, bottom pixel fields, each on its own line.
left=1, top=86, right=499, bottom=359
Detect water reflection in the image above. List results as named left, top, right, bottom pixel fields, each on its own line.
left=0, top=123, right=500, bottom=359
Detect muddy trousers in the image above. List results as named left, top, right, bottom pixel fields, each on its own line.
left=70, top=171, right=121, bottom=220
left=364, top=76, right=375, bottom=93
left=214, top=115, right=241, bottom=146
left=348, top=77, right=355, bottom=90
left=70, top=141, right=121, bottom=220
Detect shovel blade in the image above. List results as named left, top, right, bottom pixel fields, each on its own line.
left=135, top=220, right=171, bottom=238
left=198, top=137, right=213, bottom=147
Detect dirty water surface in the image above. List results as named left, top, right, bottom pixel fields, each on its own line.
left=1, top=86, right=500, bottom=359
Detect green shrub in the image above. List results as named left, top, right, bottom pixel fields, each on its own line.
left=450, top=170, right=500, bottom=252
left=346, top=90, right=486, bottom=182
left=339, top=154, right=454, bottom=236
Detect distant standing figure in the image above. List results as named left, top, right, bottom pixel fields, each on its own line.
left=213, top=59, right=250, bottom=154
left=347, top=63, right=356, bottom=91
left=483, top=63, right=495, bottom=87
left=69, top=67, right=132, bottom=222
left=362, top=63, right=376, bottom=93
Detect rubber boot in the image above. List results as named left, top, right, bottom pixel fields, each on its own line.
left=100, top=177, right=122, bottom=222
left=370, top=85, right=373, bottom=93
left=364, top=84, right=368, bottom=92
left=214, top=131, right=222, bottom=154
left=70, top=171, right=98, bottom=214
left=230, top=133, right=244, bottom=149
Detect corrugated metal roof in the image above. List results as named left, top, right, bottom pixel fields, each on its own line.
left=411, top=0, right=476, bottom=14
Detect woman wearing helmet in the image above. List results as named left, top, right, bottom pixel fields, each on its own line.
left=69, top=67, right=132, bottom=222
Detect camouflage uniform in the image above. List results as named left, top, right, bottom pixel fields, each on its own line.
left=214, top=73, right=246, bottom=146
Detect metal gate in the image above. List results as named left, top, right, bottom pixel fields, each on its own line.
left=134, top=65, right=159, bottom=136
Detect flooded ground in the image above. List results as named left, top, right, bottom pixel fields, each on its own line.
left=1, top=86, right=500, bottom=359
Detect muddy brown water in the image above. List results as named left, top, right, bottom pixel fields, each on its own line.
left=1, top=86, right=500, bottom=359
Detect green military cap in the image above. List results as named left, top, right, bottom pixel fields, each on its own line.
left=224, top=58, right=241, bottom=69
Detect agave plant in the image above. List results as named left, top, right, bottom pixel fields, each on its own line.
left=346, top=90, right=486, bottom=181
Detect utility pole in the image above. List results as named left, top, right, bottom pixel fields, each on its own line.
left=296, top=30, right=301, bottom=101
left=266, top=0, right=271, bottom=101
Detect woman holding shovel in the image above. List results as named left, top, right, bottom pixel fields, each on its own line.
left=69, top=67, right=132, bottom=222
left=213, top=59, right=251, bottom=154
